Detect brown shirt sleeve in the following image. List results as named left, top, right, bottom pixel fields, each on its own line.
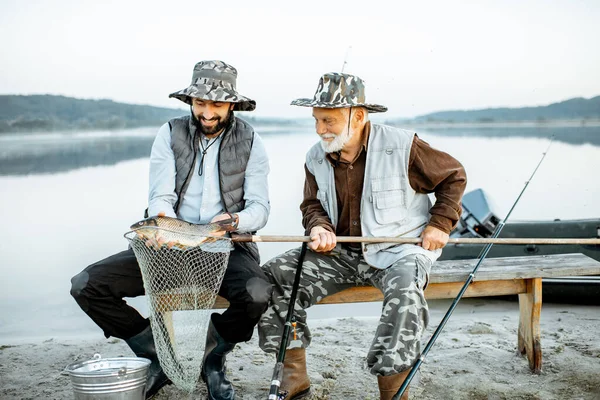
left=409, top=135, right=467, bottom=234
left=300, top=164, right=335, bottom=235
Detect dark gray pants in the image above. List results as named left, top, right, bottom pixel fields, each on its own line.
left=71, top=246, right=272, bottom=343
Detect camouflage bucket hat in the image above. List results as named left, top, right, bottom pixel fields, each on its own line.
left=169, top=60, right=256, bottom=111
left=291, top=72, right=387, bottom=113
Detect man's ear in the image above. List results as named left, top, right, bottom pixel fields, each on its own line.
left=354, top=108, right=366, bottom=123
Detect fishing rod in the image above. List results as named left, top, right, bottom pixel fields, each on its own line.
left=268, top=242, right=308, bottom=400
left=231, top=235, right=600, bottom=245
left=341, top=46, right=352, bottom=73
left=268, top=48, right=351, bottom=400
left=392, top=138, right=555, bottom=400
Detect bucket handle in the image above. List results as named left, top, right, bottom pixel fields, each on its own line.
left=61, top=353, right=103, bottom=376
left=93, top=354, right=127, bottom=375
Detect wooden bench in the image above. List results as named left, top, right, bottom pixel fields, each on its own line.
left=159, top=253, right=600, bottom=374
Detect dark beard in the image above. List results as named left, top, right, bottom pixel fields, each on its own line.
left=191, top=108, right=233, bottom=136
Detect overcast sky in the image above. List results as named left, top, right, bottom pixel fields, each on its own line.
left=1, top=0, right=598, bottom=118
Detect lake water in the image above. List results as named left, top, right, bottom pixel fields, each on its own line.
left=1, top=123, right=599, bottom=343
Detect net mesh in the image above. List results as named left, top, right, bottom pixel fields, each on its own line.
left=125, top=229, right=233, bottom=392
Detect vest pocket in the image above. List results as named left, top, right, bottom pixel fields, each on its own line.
left=316, top=189, right=329, bottom=211
left=371, top=177, right=406, bottom=224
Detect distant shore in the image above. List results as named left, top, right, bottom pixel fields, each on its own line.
left=3, top=93, right=599, bottom=134
left=3, top=118, right=600, bottom=135
left=386, top=118, right=600, bottom=129
left=0, top=118, right=308, bottom=135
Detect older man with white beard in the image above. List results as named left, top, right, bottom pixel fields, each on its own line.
left=257, top=73, right=466, bottom=400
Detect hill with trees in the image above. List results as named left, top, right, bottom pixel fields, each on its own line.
left=397, top=96, right=600, bottom=124
left=2, top=94, right=599, bottom=133
left=0, top=95, right=186, bottom=133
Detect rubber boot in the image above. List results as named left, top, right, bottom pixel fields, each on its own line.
left=125, top=325, right=172, bottom=399
left=201, top=322, right=236, bottom=400
left=377, top=369, right=410, bottom=400
left=279, top=348, right=311, bottom=400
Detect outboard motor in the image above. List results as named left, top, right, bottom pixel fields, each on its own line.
left=452, top=189, right=500, bottom=238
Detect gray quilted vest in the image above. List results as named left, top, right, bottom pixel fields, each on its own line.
left=168, top=114, right=260, bottom=262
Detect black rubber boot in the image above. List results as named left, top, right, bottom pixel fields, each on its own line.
left=125, top=325, right=172, bottom=399
left=201, top=321, right=236, bottom=400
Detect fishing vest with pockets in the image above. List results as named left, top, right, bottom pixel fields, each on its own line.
left=305, top=123, right=441, bottom=269
left=168, top=115, right=260, bottom=263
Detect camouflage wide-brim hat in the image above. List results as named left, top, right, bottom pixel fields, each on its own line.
left=169, top=60, right=256, bottom=112
left=291, top=72, right=387, bottom=113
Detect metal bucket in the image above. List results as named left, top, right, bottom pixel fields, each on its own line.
left=65, top=354, right=151, bottom=400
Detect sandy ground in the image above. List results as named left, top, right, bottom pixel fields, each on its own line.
left=1, top=299, right=599, bottom=400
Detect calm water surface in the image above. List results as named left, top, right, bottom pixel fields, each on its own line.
left=1, top=124, right=598, bottom=342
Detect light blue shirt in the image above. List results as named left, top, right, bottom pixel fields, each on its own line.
left=147, top=122, right=270, bottom=232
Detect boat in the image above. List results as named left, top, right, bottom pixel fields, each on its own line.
left=440, top=189, right=600, bottom=304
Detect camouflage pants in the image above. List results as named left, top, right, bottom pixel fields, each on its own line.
left=257, top=244, right=431, bottom=376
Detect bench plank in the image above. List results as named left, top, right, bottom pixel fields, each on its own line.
left=428, top=253, right=600, bottom=282
left=211, top=280, right=529, bottom=308
left=155, top=253, right=600, bottom=374
left=157, top=254, right=600, bottom=310
left=210, top=253, right=600, bottom=308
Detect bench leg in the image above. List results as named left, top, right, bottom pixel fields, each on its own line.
left=518, top=278, right=542, bottom=373
left=152, top=295, right=177, bottom=348
left=164, top=311, right=176, bottom=346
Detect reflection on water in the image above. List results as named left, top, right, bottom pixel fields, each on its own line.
left=0, top=136, right=153, bottom=175
left=417, top=124, right=600, bottom=146
left=0, top=125, right=309, bottom=176
left=1, top=124, right=599, bottom=176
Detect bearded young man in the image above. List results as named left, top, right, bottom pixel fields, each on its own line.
left=70, top=60, right=271, bottom=400
left=258, top=73, right=467, bottom=400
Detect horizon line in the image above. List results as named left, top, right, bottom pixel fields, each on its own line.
left=1, top=92, right=598, bottom=121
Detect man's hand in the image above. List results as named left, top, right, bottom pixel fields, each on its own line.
left=419, top=225, right=449, bottom=251
left=308, top=226, right=337, bottom=253
left=210, top=213, right=238, bottom=237
left=143, top=211, right=178, bottom=249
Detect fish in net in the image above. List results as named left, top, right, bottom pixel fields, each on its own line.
left=124, top=215, right=237, bottom=392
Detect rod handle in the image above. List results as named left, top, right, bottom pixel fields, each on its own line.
left=268, top=362, right=284, bottom=400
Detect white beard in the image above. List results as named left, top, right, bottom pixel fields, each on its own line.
left=320, top=126, right=354, bottom=153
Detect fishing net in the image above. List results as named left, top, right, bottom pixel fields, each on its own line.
left=125, top=229, right=233, bottom=392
